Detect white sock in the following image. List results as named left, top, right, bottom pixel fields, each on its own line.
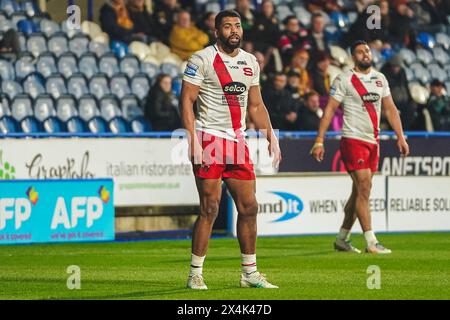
left=190, top=253, right=205, bottom=276
left=364, top=230, right=378, bottom=247
left=337, top=227, right=350, bottom=241
left=241, top=253, right=257, bottom=275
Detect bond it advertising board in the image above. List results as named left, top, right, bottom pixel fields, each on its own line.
left=0, top=179, right=115, bottom=244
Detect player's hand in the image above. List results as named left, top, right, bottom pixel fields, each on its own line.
left=397, top=137, right=409, bottom=157
left=268, top=139, right=282, bottom=169
left=310, top=142, right=324, bottom=162
left=189, top=140, right=203, bottom=165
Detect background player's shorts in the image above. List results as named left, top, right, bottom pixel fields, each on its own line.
left=340, top=137, right=379, bottom=172
left=193, top=131, right=255, bottom=180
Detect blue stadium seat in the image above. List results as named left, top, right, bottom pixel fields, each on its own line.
left=14, top=53, right=36, bottom=80
left=89, top=41, right=110, bottom=58
left=89, top=74, right=110, bottom=99
left=172, top=76, right=182, bottom=97
left=56, top=94, right=77, bottom=122
left=78, top=53, right=99, bottom=79
left=47, top=33, right=69, bottom=57
left=78, top=94, right=100, bottom=121
left=87, top=116, right=109, bottom=134
left=417, top=32, right=436, bottom=50
left=100, top=95, right=122, bottom=121
left=58, top=52, right=78, bottom=79
left=121, top=94, right=141, bottom=118
left=11, top=94, right=33, bottom=121
left=330, top=11, right=350, bottom=30
left=2, top=79, right=23, bottom=100
left=0, top=94, right=11, bottom=118
left=37, top=52, right=57, bottom=77
left=20, top=115, right=41, bottom=133
left=109, top=116, right=129, bottom=133
left=69, top=34, right=90, bottom=58
left=99, top=53, right=119, bottom=78
left=109, top=73, right=131, bottom=99
left=27, top=32, right=47, bottom=57
left=0, top=59, right=15, bottom=80
left=160, top=62, right=180, bottom=79
left=42, top=116, right=64, bottom=133
left=65, top=116, right=86, bottom=133
left=0, top=0, right=20, bottom=16
left=34, top=94, right=56, bottom=121
left=140, top=61, right=160, bottom=79
left=131, top=73, right=150, bottom=100
left=120, top=55, right=140, bottom=79
left=46, top=74, right=67, bottom=99
left=40, top=19, right=60, bottom=38
left=12, top=12, right=28, bottom=26
left=17, top=19, right=38, bottom=35
left=111, top=40, right=128, bottom=59
left=22, top=72, right=46, bottom=99
left=67, top=74, right=89, bottom=99
left=0, top=116, right=18, bottom=134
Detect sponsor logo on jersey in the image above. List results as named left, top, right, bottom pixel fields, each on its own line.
left=237, top=60, right=247, bottom=65
left=361, top=92, right=380, bottom=103
left=223, top=82, right=247, bottom=95
left=228, top=65, right=239, bottom=69
left=376, top=80, right=383, bottom=87
left=184, top=62, right=199, bottom=77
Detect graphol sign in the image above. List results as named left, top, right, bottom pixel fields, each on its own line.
left=0, top=179, right=114, bottom=244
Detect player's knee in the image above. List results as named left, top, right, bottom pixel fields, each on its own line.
left=356, top=180, right=371, bottom=199
left=200, top=198, right=220, bottom=222
left=238, top=200, right=258, bottom=218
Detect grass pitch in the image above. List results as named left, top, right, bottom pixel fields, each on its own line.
left=1, top=232, right=449, bottom=300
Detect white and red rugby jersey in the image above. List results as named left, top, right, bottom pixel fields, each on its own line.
left=330, top=68, right=391, bottom=144
left=183, top=44, right=260, bottom=142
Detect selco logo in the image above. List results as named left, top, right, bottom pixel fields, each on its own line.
left=223, top=82, right=247, bottom=95
left=362, top=93, right=380, bottom=103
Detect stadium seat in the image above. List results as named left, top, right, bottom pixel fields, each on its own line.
left=416, top=32, right=436, bottom=50
left=56, top=94, right=77, bottom=122
left=60, top=19, right=81, bottom=38
left=11, top=12, right=28, bottom=26
left=432, top=46, right=449, bottom=66
left=109, top=116, right=129, bottom=133
left=47, top=33, right=69, bottom=57
left=0, top=19, right=16, bottom=32
left=2, top=79, right=23, bottom=99
left=121, top=98, right=144, bottom=121
left=22, top=72, right=46, bottom=99
left=404, top=67, right=415, bottom=82
left=87, top=116, right=108, bottom=134
left=11, top=94, right=33, bottom=121
left=78, top=53, right=99, bottom=79
left=130, top=74, right=150, bottom=100
left=416, top=48, right=434, bottom=65
left=436, top=32, right=450, bottom=50
left=20, top=115, right=41, bottom=133
left=140, top=59, right=160, bottom=79
left=36, top=52, right=57, bottom=77
left=330, top=45, right=348, bottom=66
left=427, top=63, right=447, bottom=82
left=110, top=74, right=131, bottom=99
left=89, top=74, right=110, bottom=99
left=78, top=94, right=100, bottom=121
left=46, top=74, right=67, bottom=99
left=0, top=59, right=15, bottom=80
left=398, top=48, right=417, bottom=66
left=27, top=32, right=47, bottom=57
left=111, top=40, right=128, bottom=59
left=0, top=116, right=18, bottom=134
left=17, top=19, right=38, bottom=35
left=0, top=0, right=20, bottom=16
left=40, top=19, right=60, bottom=38
left=99, top=53, right=119, bottom=78
left=409, top=83, right=430, bottom=105
left=42, top=116, right=64, bottom=133
left=130, top=117, right=150, bottom=133
left=14, top=53, right=35, bottom=80
left=88, top=40, right=110, bottom=58
left=67, top=74, right=89, bottom=99
left=22, top=0, right=39, bottom=18
left=0, top=94, right=11, bottom=118
left=292, top=5, right=311, bottom=28
left=160, top=62, right=180, bottom=79
left=69, top=34, right=90, bottom=58
left=330, top=11, right=350, bottom=30
left=129, top=41, right=151, bottom=61
left=57, top=52, right=78, bottom=79
left=120, top=55, right=140, bottom=79
left=65, top=116, right=86, bottom=133
left=34, top=94, right=56, bottom=121
left=81, top=21, right=103, bottom=39
left=17, top=31, right=27, bottom=51
left=100, top=95, right=122, bottom=121
left=172, top=76, right=182, bottom=97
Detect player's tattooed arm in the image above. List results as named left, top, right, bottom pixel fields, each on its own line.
left=180, top=81, right=202, bottom=164
left=382, top=95, right=410, bottom=157
left=311, top=96, right=341, bottom=162
left=247, top=85, right=282, bottom=168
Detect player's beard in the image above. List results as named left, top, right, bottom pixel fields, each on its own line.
left=218, top=33, right=241, bottom=50
left=357, top=60, right=372, bottom=71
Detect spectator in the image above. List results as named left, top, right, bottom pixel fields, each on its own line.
left=427, top=79, right=450, bottom=131
left=254, top=51, right=270, bottom=88
left=389, top=0, right=415, bottom=47
left=234, top=0, right=258, bottom=42
left=297, top=91, right=323, bottom=131
left=252, top=0, right=280, bottom=54
left=262, top=73, right=299, bottom=130
left=307, top=12, right=331, bottom=59
left=169, top=10, right=209, bottom=61
left=100, top=0, right=140, bottom=44
left=304, top=0, right=342, bottom=13
left=153, top=0, right=181, bottom=43
left=285, top=49, right=313, bottom=96
left=278, top=15, right=310, bottom=66
left=310, top=51, right=331, bottom=96
left=126, top=0, right=162, bottom=43
left=410, top=0, right=448, bottom=34
left=381, top=55, right=417, bottom=130
left=144, top=73, right=181, bottom=131
left=355, top=0, right=376, bottom=13
left=0, top=29, right=20, bottom=61
left=198, top=12, right=217, bottom=46
left=286, top=70, right=302, bottom=100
